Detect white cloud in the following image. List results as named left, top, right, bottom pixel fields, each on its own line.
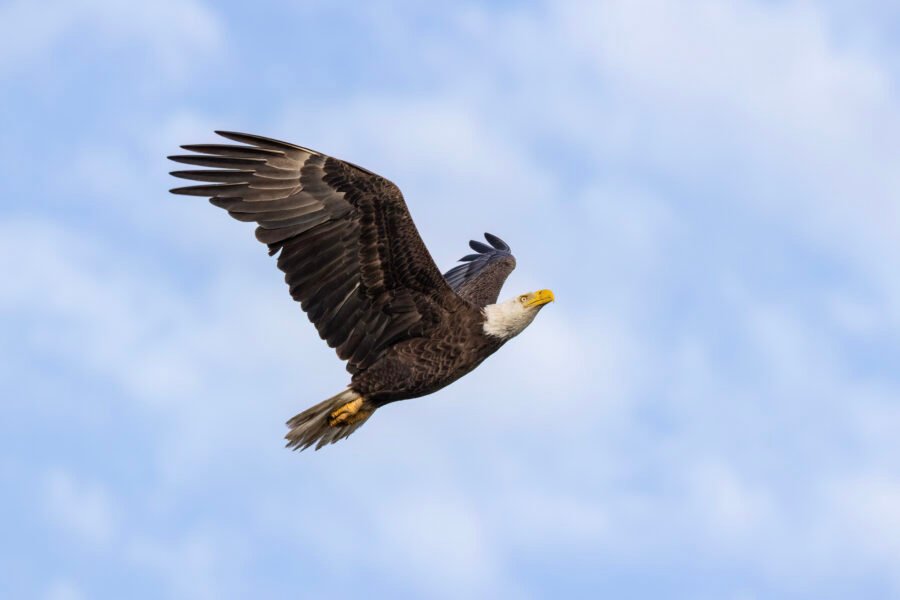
left=828, top=474, right=900, bottom=565
left=494, top=485, right=608, bottom=551
left=557, top=0, right=900, bottom=323
left=801, top=472, right=900, bottom=594
left=372, top=492, right=509, bottom=598
left=126, top=530, right=241, bottom=600
left=42, top=469, right=117, bottom=547
left=687, top=460, right=775, bottom=543
left=44, top=580, right=85, bottom=600
left=0, top=0, right=224, bottom=80
left=0, top=217, right=201, bottom=405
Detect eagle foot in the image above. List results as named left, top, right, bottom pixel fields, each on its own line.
left=329, top=397, right=367, bottom=426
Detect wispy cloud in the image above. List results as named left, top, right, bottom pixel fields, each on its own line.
left=0, top=0, right=223, bottom=80
left=44, top=580, right=86, bottom=600
left=42, top=469, right=118, bottom=548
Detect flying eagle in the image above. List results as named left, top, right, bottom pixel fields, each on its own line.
left=169, top=131, right=554, bottom=450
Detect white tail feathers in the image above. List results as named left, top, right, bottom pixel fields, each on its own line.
left=285, top=389, right=376, bottom=451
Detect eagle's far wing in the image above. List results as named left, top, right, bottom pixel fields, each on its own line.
left=169, top=131, right=467, bottom=374
left=443, top=233, right=516, bottom=307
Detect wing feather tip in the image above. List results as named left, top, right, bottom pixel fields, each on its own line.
left=484, top=232, right=510, bottom=251
left=169, top=182, right=244, bottom=196
left=215, top=130, right=321, bottom=156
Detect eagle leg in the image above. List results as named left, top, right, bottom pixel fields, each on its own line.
left=328, top=397, right=372, bottom=426
left=285, top=389, right=377, bottom=451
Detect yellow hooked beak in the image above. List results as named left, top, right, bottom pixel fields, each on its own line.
left=524, top=289, right=555, bottom=308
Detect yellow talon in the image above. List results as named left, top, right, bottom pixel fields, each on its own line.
left=329, top=397, right=369, bottom=426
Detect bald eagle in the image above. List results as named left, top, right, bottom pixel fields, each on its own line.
left=169, top=131, right=554, bottom=450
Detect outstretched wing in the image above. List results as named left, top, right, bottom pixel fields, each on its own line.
left=169, top=131, right=467, bottom=374
left=443, top=233, right=516, bottom=307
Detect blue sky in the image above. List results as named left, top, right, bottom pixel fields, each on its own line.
left=2, top=0, right=899, bottom=598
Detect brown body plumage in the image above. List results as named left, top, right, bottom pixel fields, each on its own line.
left=169, top=131, right=551, bottom=450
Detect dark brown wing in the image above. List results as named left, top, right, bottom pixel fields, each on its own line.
left=443, top=233, right=516, bottom=307
left=169, top=131, right=469, bottom=374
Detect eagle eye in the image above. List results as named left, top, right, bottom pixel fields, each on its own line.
left=519, top=295, right=528, bottom=303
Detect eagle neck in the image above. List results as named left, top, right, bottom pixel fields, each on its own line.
left=481, top=300, right=535, bottom=340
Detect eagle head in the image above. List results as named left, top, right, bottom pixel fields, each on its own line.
left=482, top=289, right=555, bottom=340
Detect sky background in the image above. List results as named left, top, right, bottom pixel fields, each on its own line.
left=2, top=0, right=899, bottom=598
